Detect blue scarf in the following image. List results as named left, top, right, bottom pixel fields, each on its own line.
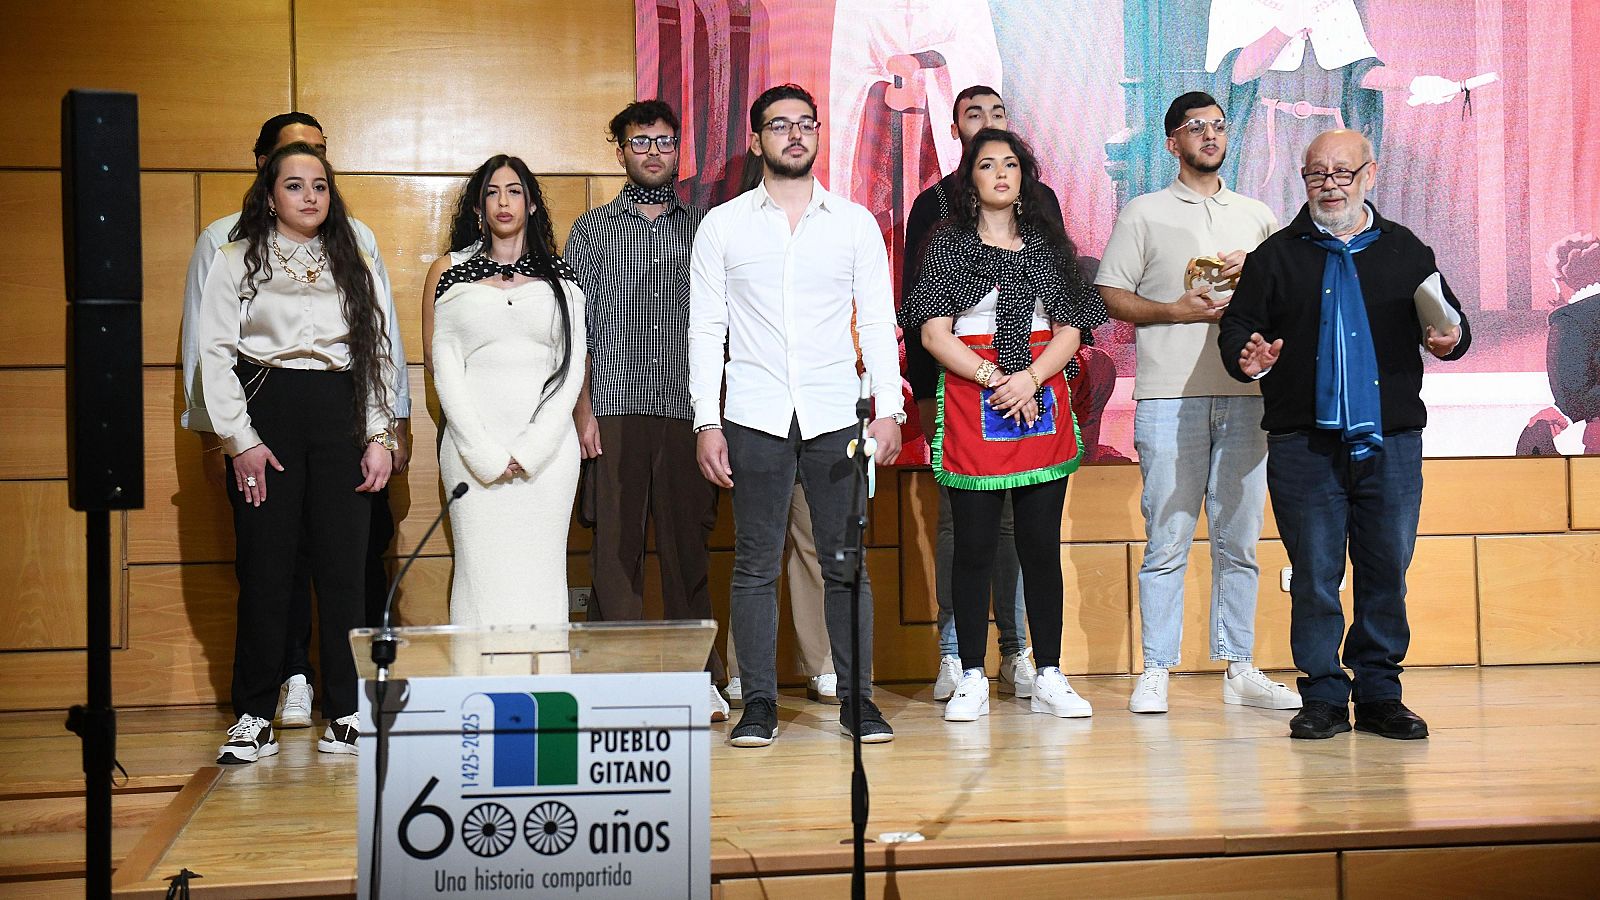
left=1306, top=224, right=1383, bottom=459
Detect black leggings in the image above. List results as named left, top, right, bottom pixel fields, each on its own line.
left=946, top=477, right=1070, bottom=672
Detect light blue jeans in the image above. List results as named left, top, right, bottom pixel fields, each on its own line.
left=936, top=485, right=1028, bottom=657
left=1134, top=396, right=1267, bottom=668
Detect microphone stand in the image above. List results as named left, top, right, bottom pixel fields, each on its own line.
left=367, top=481, right=468, bottom=900
left=838, top=381, right=874, bottom=900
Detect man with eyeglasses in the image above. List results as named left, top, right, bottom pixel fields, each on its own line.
left=1096, top=91, right=1300, bottom=716
left=566, top=99, right=729, bottom=724
left=690, top=83, right=905, bottom=747
left=1219, top=128, right=1470, bottom=741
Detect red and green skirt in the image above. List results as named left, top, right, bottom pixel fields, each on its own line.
left=932, top=331, right=1083, bottom=490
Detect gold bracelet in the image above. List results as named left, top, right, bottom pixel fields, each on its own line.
left=974, top=360, right=998, bottom=387
left=1026, top=367, right=1041, bottom=392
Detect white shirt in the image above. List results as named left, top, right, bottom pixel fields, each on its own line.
left=196, top=235, right=397, bottom=456
left=180, top=212, right=409, bottom=432
left=953, top=287, right=1049, bottom=337
left=688, top=179, right=904, bottom=438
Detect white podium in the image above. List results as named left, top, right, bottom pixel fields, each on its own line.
left=349, top=621, right=718, bottom=899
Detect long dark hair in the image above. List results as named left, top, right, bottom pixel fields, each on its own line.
left=233, top=142, right=390, bottom=444
left=447, top=154, right=573, bottom=418
left=951, top=128, right=1085, bottom=288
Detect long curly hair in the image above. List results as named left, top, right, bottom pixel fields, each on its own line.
left=446, top=154, right=573, bottom=418
left=951, top=128, right=1086, bottom=290
left=231, top=142, right=391, bottom=444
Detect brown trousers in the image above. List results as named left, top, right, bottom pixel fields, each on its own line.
left=589, top=414, right=724, bottom=681
left=725, top=483, right=836, bottom=679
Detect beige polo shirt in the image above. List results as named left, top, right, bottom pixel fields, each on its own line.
left=1095, top=179, right=1277, bottom=399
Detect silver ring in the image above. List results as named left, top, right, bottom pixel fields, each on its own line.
left=245, top=475, right=257, bottom=488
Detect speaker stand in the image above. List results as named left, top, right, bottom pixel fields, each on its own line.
left=66, top=509, right=115, bottom=897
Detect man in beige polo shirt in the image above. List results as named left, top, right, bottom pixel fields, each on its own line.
left=1095, top=91, right=1301, bottom=715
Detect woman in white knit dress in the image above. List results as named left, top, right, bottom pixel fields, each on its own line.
left=425, top=155, right=585, bottom=627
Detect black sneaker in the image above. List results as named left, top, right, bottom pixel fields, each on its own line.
left=729, top=697, right=778, bottom=748
left=317, top=714, right=360, bottom=755
left=1354, top=700, right=1428, bottom=740
left=1289, top=699, right=1351, bottom=740
left=218, top=714, right=279, bottom=764
left=839, top=699, right=894, bottom=744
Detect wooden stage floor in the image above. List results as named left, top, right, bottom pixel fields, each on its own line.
left=5, top=666, right=1600, bottom=898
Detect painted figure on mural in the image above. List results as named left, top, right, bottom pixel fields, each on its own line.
left=1521, top=232, right=1600, bottom=455
left=1206, top=0, right=1477, bottom=223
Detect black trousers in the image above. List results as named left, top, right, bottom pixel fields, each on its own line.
left=227, top=367, right=371, bottom=722
left=279, top=481, right=395, bottom=682
left=946, top=478, right=1070, bottom=672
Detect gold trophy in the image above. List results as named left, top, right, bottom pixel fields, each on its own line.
left=1185, top=255, right=1237, bottom=306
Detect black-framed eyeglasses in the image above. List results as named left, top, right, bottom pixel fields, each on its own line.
left=762, top=116, right=820, bottom=136
left=1301, top=161, right=1372, bottom=188
left=625, top=135, right=679, bottom=154
left=1171, top=117, right=1227, bottom=137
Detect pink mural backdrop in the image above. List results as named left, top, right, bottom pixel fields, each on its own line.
left=639, top=0, right=1600, bottom=460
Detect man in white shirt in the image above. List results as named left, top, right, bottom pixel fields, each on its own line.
left=180, top=112, right=410, bottom=730
left=1096, top=91, right=1300, bottom=715
left=689, top=84, right=904, bottom=747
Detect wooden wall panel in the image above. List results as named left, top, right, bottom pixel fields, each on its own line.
left=294, top=0, right=635, bottom=174
left=0, top=172, right=194, bottom=367
left=1342, top=843, right=1600, bottom=900
left=0, top=483, right=124, bottom=651
left=0, top=370, right=66, bottom=480
left=1063, top=544, right=1133, bottom=675
left=1572, top=457, right=1600, bottom=530
left=126, top=369, right=232, bottom=564
left=1479, top=534, right=1600, bottom=664
left=1417, top=457, right=1568, bottom=535
left=138, top=173, right=199, bottom=367
left=337, top=175, right=462, bottom=356
left=114, top=564, right=235, bottom=707
left=719, top=852, right=1339, bottom=899
left=0, top=2, right=291, bottom=169
left=1127, top=537, right=1477, bottom=674
left=195, top=174, right=254, bottom=230
left=1062, top=464, right=1145, bottom=542
left=0, top=172, right=65, bottom=367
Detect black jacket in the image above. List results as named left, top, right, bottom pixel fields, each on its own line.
left=1218, top=203, right=1471, bottom=433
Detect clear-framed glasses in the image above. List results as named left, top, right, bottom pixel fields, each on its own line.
left=1173, top=117, right=1227, bottom=137
left=1301, top=160, right=1372, bottom=188
left=762, top=116, right=820, bottom=136
left=625, top=135, right=679, bottom=154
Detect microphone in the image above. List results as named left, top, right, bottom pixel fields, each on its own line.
left=371, top=481, right=468, bottom=673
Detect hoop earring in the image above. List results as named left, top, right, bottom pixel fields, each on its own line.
left=268, top=206, right=277, bottom=218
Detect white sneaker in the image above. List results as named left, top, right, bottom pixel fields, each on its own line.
left=1031, top=667, right=1093, bottom=718
left=998, top=647, right=1036, bottom=698
left=725, top=677, right=743, bottom=708
left=1128, top=668, right=1169, bottom=714
left=278, top=674, right=313, bottom=729
left=217, top=714, right=278, bottom=765
left=709, top=684, right=730, bottom=722
left=807, top=673, right=840, bottom=705
left=1223, top=667, right=1303, bottom=710
left=317, top=713, right=359, bottom=755
left=943, top=669, right=990, bottom=722
left=932, top=655, right=963, bottom=701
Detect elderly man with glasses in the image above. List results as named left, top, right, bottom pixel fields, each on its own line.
left=1219, top=128, right=1470, bottom=742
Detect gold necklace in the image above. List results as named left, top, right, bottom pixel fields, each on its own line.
left=270, top=232, right=329, bottom=285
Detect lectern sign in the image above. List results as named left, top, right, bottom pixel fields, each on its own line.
left=357, top=673, right=710, bottom=898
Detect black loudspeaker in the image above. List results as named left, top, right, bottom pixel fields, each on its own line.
left=62, top=90, right=144, bottom=511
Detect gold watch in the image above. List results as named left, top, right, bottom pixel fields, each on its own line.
left=367, top=431, right=398, bottom=451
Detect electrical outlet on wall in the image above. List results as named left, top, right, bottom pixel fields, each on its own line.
left=1279, top=567, right=1348, bottom=592
left=569, top=587, right=593, bottom=613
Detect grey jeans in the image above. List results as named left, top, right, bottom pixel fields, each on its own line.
left=723, top=418, right=873, bottom=705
